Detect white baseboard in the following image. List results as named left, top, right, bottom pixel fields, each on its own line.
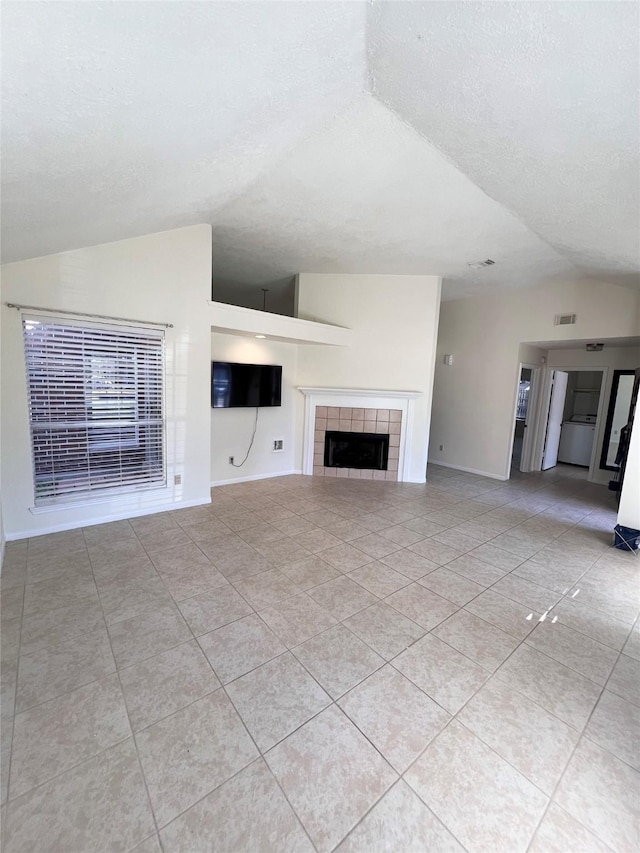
left=428, top=460, right=508, bottom=481
left=211, top=469, right=302, bottom=488
left=4, top=496, right=213, bottom=541
left=213, top=470, right=427, bottom=487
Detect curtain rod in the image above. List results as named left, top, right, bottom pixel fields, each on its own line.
left=5, top=303, right=173, bottom=329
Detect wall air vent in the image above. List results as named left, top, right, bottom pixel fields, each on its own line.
left=467, top=259, right=496, bottom=270
left=554, top=313, right=577, bottom=326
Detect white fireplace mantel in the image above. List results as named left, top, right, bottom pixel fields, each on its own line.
left=297, top=387, right=421, bottom=482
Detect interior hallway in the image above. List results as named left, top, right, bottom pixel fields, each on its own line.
left=1, top=464, right=638, bottom=852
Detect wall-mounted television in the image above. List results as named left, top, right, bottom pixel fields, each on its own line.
left=212, top=362, right=282, bottom=408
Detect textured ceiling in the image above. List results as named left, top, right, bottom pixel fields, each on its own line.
left=2, top=1, right=638, bottom=300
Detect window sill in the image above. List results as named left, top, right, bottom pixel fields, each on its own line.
left=30, top=485, right=171, bottom=514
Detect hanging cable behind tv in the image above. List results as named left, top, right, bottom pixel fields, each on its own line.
left=230, top=407, right=259, bottom=467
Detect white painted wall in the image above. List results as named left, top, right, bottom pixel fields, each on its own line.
left=0, top=279, right=4, bottom=563
left=1, top=225, right=213, bottom=539
left=430, top=281, right=640, bottom=480
left=211, top=334, right=298, bottom=485
left=296, top=274, right=442, bottom=483
left=0, top=499, right=4, bottom=568
left=0, top=267, right=5, bottom=562
left=617, top=414, right=640, bottom=533
left=518, top=344, right=547, bottom=366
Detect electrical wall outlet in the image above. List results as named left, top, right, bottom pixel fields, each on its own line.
left=439, top=445, right=444, bottom=451
left=272, top=439, right=284, bottom=452
left=228, top=456, right=234, bottom=465
left=174, top=474, right=182, bottom=485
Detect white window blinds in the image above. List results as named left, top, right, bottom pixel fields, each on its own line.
left=22, top=316, right=166, bottom=505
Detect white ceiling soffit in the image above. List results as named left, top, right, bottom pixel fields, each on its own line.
left=369, top=0, right=640, bottom=287
left=1, top=1, right=638, bottom=300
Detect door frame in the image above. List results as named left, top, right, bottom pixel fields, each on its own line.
left=541, top=369, right=569, bottom=470
left=510, top=362, right=542, bottom=473
left=529, top=364, right=609, bottom=479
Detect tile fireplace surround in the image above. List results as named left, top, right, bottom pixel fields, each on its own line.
left=298, top=388, right=421, bottom=483
left=314, top=406, right=401, bottom=480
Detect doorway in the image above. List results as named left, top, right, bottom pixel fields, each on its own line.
left=510, top=364, right=541, bottom=474
left=537, top=368, right=604, bottom=474
left=542, top=370, right=569, bottom=470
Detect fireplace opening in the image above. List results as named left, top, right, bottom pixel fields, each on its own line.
left=324, top=431, right=389, bottom=470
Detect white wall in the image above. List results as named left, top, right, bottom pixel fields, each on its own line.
left=0, top=499, right=4, bottom=568
left=0, top=273, right=4, bottom=563
left=546, top=347, right=640, bottom=484
left=518, top=343, right=547, bottom=367
left=430, top=281, right=640, bottom=480
left=0, top=269, right=4, bottom=562
left=296, top=273, right=442, bottom=483
left=1, top=225, right=213, bottom=539
left=211, top=334, right=298, bottom=484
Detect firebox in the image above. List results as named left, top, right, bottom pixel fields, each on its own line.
left=324, top=431, right=389, bottom=470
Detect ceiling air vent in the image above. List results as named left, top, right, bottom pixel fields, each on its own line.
left=467, top=259, right=496, bottom=270
left=554, top=313, right=577, bottom=326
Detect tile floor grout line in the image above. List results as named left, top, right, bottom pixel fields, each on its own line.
left=220, top=683, right=322, bottom=853
left=520, top=652, right=626, bottom=853
left=271, top=697, right=401, bottom=852
left=440, top=472, right=635, bottom=851
left=464, top=534, right=627, bottom=680
left=85, top=532, right=164, bottom=844
left=156, top=753, right=320, bottom=853
left=3, top=732, right=137, bottom=808
left=580, top=728, right=640, bottom=775
left=383, top=589, right=603, bottom=745
left=3, top=466, right=635, bottom=850
left=525, top=799, right=618, bottom=853
left=396, top=673, right=559, bottom=850
left=327, top=774, right=471, bottom=853
left=4, top=535, right=145, bottom=814
left=3, top=557, right=27, bottom=807
left=399, top=711, right=548, bottom=851
left=577, top=635, right=640, bottom=765
left=8, top=663, right=116, bottom=718
left=446, top=521, right=630, bottom=639
left=128, top=688, right=223, bottom=837
left=153, top=477, right=630, bottom=740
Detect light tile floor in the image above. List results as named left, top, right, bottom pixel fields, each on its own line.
left=1, top=463, right=639, bottom=852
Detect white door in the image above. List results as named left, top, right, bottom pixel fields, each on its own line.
left=542, top=370, right=569, bottom=470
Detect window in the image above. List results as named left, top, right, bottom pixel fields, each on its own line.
left=22, top=316, right=166, bottom=505
left=516, top=380, right=530, bottom=420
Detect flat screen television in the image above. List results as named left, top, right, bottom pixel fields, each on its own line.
left=211, top=361, right=282, bottom=408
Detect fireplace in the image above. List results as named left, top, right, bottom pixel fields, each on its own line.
left=324, top=431, right=389, bottom=470
left=298, top=387, right=420, bottom=481
left=308, top=403, right=402, bottom=480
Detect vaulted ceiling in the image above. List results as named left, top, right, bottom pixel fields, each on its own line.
left=2, top=1, right=638, bottom=300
